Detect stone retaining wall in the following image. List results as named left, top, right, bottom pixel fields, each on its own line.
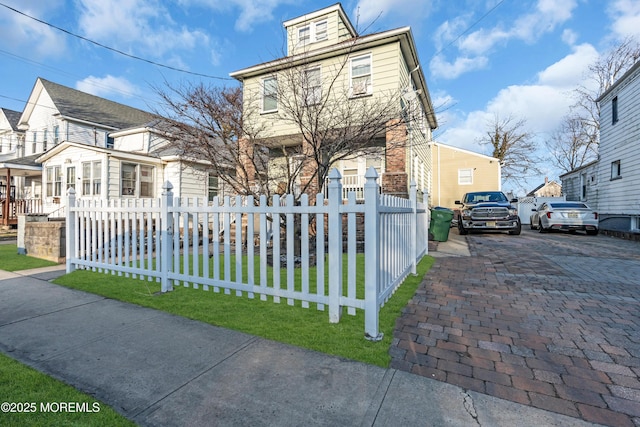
left=24, top=220, right=65, bottom=263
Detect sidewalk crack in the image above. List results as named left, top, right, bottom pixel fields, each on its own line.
left=462, top=390, right=481, bottom=426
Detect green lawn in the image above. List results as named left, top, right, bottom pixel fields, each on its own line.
left=0, top=244, right=58, bottom=271
left=53, top=254, right=434, bottom=367
left=0, top=353, right=134, bottom=427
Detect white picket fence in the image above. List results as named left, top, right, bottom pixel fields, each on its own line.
left=65, top=168, right=429, bottom=339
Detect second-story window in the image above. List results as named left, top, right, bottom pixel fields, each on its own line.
left=43, top=129, right=48, bottom=151
left=262, top=76, right=278, bottom=113
left=54, top=125, right=59, bottom=144
left=32, top=131, right=37, bottom=153
left=350, top=54, right=372, bottom=97
left=612, top=96, right=619, bottom=124
left=303, top=67, right=322, bottom=105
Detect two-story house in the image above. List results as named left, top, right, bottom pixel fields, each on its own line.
left=2, top=77, right=225, bottom=224
left=229, top=3, right=438, bottom=199
left=594, top=60, right=640, bottom=233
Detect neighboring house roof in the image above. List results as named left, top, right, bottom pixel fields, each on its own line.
left=35, top=141, right=166, bottom=165
left=431, top=141, right=500, bottom=162
left=526, top=179, right=562, bottom=197
left=19, top=78, right=155, bottom=130
left=559, top=160, right=599, bottom=178
left=1, top=108, right=22, bottom=131
left=230, top=25, right=437, bottom=130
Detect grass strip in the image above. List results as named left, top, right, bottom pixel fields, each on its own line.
left=0, top=352, right=134, bottom=427
left=53, top=256, right=433, bottom=367
left=0, top=244, right=58, bottom=272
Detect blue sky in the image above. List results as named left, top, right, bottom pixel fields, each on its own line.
left=1, top=0, right=640, bottom=194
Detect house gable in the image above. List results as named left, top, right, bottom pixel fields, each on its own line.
left=283, top=4, right=357, bottom=56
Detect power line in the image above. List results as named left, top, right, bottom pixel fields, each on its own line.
left=0, top=2, right=232, bottom=81
left=432, top=0, right=506, bottom=58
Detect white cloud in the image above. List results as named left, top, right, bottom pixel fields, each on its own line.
left=77, top=0, right=210, bottom=58
left=434, top=0, right=579, bottom=80
left=76, top=75, right=139, bottom=99
left=608, top=0, right=640, bottom=39
left=429, top=54, right=488, bottom=80
left=180, top=0, right=298, bottom=32
left=351, top=0, right=434, bottom=29
left=438, top=44, right=598, bottom=163
left=0, top=0, right=67, bottom=59
left=536, top=43, right=598, bottom=88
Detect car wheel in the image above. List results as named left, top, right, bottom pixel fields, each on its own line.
left=586, top=229, right=599, bottom=236
left=538, top=220, right=546, bottom=233
left=509, top=221, right=522, bottom=235
left=458, top=222, right=468, bottom=235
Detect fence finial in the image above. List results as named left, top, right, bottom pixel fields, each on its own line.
left=162, top=181, right=174, bottom=192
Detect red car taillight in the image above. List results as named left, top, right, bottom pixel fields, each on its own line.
left=546, top=212, right=552, bottom=219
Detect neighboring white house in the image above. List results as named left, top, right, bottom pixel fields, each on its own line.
left=559, top=160, right=598, bottom=207
left=594, top=60, right=640, bottom=233
left=4, top=77, right=224, bottom=219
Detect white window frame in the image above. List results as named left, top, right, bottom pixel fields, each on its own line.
left=121, top=162, right=154, bottom=198
left=611, top=160, right=621, bottom=180
left=208, top=173, right=219, bottom=202
left=631, top=216, right=640, bottom=232
left=82, top=161, right=102, bottom=196
left=350, top=54, right=372, bottom=97
left=262, top=76, right=278, bottom=113
left=458, top=168, right=473, bottom=185
left=46, top=166, right=62, bottom=197
left=297, top=20, right=328, bottom=46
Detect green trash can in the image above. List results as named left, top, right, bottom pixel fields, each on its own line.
left=429, top=207, right=454, bottom=242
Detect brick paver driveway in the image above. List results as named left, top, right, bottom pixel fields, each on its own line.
left=390, top=228, right=640, bottom=427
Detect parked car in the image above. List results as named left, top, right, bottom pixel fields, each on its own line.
left=530, top=201, right=598, bottom=235
left=455, top=191, right=521, bottom=235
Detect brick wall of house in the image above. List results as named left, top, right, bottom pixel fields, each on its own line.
left=383, top=119, right=409, bottom=198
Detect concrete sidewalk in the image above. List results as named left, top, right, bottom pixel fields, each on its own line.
left=0, top=266, right=600, bottom=426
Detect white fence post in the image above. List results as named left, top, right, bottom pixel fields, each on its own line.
left=423, top=189, right=429, bottom=255
left=327, top=168, right=343, bottom=323
left=66, top=187, right=76, bottom=274
left=160, top=181, right=174, bottom=292
left=410, top=180, right=417, bottom=275
left=364, top=166, right=382, bottom=341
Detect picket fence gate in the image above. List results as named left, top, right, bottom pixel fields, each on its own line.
left=65, top=168, right=429, bottom=339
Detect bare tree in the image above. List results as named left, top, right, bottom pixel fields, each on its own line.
left=547, top=115, right=598, bottom=173
left=481, top=114, right=541, bottom=187
left=552, top=37, right=640, bottom=171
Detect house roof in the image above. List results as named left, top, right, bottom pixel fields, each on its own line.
left=0, top=153, right=42, bottom=178
left=431, top=141, right=500, bottom=162
left=596, top=59, right=640, bottom=103
left=19, top=78, right=155, bottom=131
left=1, top=108, right=22, bottom=131
left=35, top=141, right=166, bottom=165
left=558, top=160, right=599, bottom=178
left=230, top=26, right=438, bottom=130
left=526, top=180, right=561, bottom=197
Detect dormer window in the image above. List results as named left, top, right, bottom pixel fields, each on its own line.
left=297, top=20, right=328, bottom=46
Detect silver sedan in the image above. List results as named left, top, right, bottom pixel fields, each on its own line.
left=530, top=201, right=599, bottom=235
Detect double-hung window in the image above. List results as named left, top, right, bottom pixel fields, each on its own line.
left=208, top=173, right=219, bottom=202
left=612, top=96, right=619, bottom=125
left=46, top=166, right=62, bottom=197
left=350, top=54, right=372, bottom=96
left=121, top=163, right=154, bottom=197
left=66, top=166, right=75, bottom=191
left=303, top=67, right=322, bottom=105
left=458, top=168, right=473, bottom=185
left=262, top=76, right=278, bottom=113
left=297, top=20, right=328, bottom=46
left=82, top=161, right=102, bottom=196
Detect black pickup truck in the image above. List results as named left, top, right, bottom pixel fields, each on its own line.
left=455, top=191, right=521, bottom=235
